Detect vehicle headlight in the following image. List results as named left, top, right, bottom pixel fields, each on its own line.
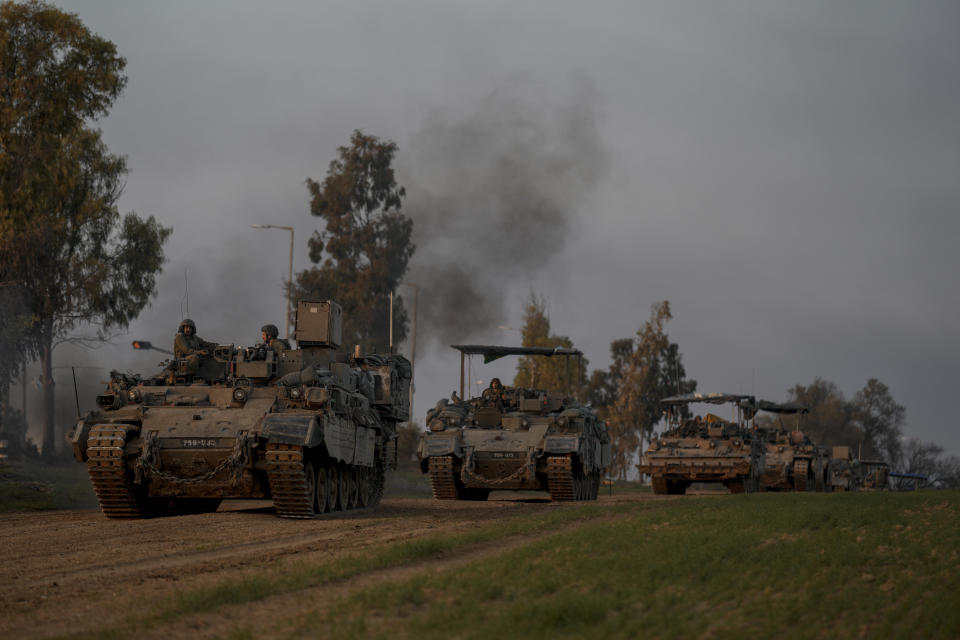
left=232, top=387, right=248, bottom=402
left=289, top=386, right=303, bottom=400
left=127, top=389, right=141, bottom=403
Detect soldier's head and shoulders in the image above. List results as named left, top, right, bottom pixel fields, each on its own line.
left=260, top=324, right=290, bottom=353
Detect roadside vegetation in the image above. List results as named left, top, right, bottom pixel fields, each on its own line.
left=46, top=491, right=960, bottom=639
left=0, top=458, right=96, bottom=512
left=286, top=491, right=960, bottom=639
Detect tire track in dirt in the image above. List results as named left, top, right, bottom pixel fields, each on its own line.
left=120, top=507, right=638, bottom=640
left=2, top=495, right=652, bottom=639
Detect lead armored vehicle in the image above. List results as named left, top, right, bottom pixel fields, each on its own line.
left=70, top=300, right=411, bottom=519
left=755, top=401, right=830, bottom=491
left=417, top=345, right=610, bottom=501
left=638, top=393, right=764, bottom=495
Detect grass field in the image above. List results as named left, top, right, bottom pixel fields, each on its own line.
left=50, top=490, right=959, bottom=640
left=288, top=491, right=960, bottom=639
left=0, top=458, right=97, bottom=512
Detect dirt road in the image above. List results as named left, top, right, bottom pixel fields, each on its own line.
left=0, top=492, right=660, bottom=639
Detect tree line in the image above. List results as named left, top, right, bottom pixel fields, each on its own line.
left=511, top=298, right=959, bottom=488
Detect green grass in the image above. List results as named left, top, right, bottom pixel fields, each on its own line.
left=0, top=458, right=97, bottom=512
left=291, top=491, right=960, bottom=640
left=56, top=500, right=627, bottom=639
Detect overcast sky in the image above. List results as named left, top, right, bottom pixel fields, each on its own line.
left=29, top=0, right=960, bottom=455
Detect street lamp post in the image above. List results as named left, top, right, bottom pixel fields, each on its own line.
left=251, top=224, right=295, bottom=339
left=405, top=282, right=419, bottom=422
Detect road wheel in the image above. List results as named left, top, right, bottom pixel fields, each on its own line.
left=326, top=463, right=340, bottom=511
left=303, top=460, right=317, bottom=516
left=315, top=464, right=329, bottom=513
left=345, top=466, right=359, bottom=509
left=338, top=463, right=352, bottom=510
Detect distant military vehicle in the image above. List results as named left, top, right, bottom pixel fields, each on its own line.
left=638, top=393, right=764, bottom=495
left=417, top=345, right=610, bottom=501
left=826, top=446, right=859, bottom=492
left=756, top=401, right=830, bottom=492
left=70, top=300, right=411, bottom=519
left=859, top=459, right=890, bottom=490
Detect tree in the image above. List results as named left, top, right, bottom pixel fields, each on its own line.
left=851, top=378, right=905, bottom=463
left=0, top=284, right=30, bottom=448
left=512, top=293, right=587, bottom=397
left=1, top=2, right=171, bottom=456
left=294, top=130, right=414, bottom=353
left=616, top=301, right=696, bottom=466
left=787, top=378, right=859, bottom=448
left=587, top=338, right=635, bottom=480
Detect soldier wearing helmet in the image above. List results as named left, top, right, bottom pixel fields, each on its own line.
left=174, top=318, right=217, bottom=375
left=260, top=323, right=290, bottom=355
left=481, top=377, right=506, bottom=409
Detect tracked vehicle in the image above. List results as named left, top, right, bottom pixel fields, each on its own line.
left=755, top=401, right=830, bottom=492
left=70, top=300, right=411, bottom=519
left=826, top=446, right=860, bottom=492
left=417, top=345, right=610, bottom=501
left=638, top=393, right=764, bottom=495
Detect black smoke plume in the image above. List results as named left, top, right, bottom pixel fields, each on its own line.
left=402, top=75, right=609, bottom=347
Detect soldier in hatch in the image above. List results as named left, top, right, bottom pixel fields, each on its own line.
left=481, top=377, right=506, bottom=409
left=260, top=324, right=291, bottom=355
left=174, top=318, right=217, bottom=375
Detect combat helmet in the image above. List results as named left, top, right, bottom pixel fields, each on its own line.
left=179, top=318, right=196, bottom=334
left=261, top=324, right=279, bottom=339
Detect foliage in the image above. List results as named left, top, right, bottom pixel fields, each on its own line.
left=294, top=130, right=414, bottom=353
left=512, top=293, right=587, bottom=397
left=587, top=338, right=637, bottom=480
left=0, top=1, right=170, bottom=455
left=852, top=378, right=905, bottom=463
left=597, top=301, right=695, bottom=479
left=787, top=378, right=860, bottom=447
left=898, top=438, right=960, bottom=489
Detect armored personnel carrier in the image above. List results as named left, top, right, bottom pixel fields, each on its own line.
left=70, top=300, right=411, bottom=519
left=859, top=459, right=889, bottom=490
left=755, top=401, right=830, bottom=491
left=638, top=393, right=764, bottom=495
left=417, top=345, right=610, bottom=501
left=826, top=446, right=860, bottom=492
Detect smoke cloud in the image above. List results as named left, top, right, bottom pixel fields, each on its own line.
left=401, top=75, right=609, bottom=346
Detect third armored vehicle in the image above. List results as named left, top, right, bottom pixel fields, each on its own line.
left=755, top=401, right=830, bottom=491
left=70, top=300, right=411, bottom=519
left=638, top=393, right=764, bottom=495
left=417, top=345, right=610, bottom=501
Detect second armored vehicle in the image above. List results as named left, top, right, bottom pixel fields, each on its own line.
left=638, top=393, right=765, bottom=495
left=70, top=300, right=411, bottom=519
left=418, top=345, right=610, bottom=501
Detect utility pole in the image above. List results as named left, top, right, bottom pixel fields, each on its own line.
left=405, top=282, right=419, bottom=421
left=251, top=224, right=295, bottom=339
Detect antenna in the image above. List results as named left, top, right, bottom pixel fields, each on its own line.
left=180, top=268, right=190, bottom=318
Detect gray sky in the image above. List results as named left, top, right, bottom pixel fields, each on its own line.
left=31, top=0, right=960, bottom=455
